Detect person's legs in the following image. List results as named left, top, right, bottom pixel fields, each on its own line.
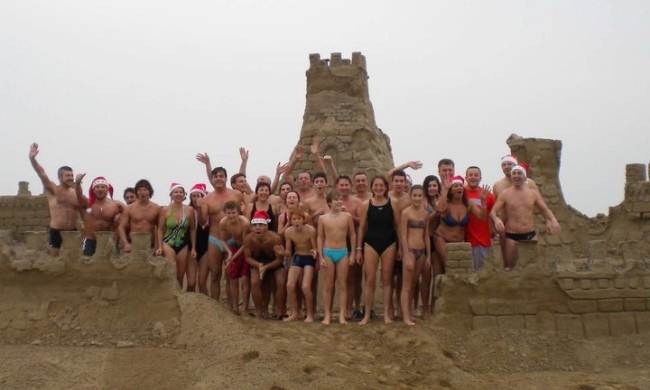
left=360, top=244, right=379, bottom=326
left=420, top=254, right=433, bottom=318
left=336, top=257, right=350, bottom=324
left=301, top=266, right=314, bottom=322
left=380, top=244, right=397, bottom=324
left=186, top=255, right=198, bottom=292
left=162, top=244, right=182, bottom=287
left=321, top=258, right=335, bottom=325
left=400, top=251, right=416, bottom=325
left=413, top=254, right=426, bottom=318
left=250, top=269, right=265, bottom=318
left=285, top=266, right=301, bottom=321
left=206, top=245, right=223, bottom=300
left=273, top=268, right=286, bottom=318
left=197, top=253, right=210, bottom=295
left=175, top=247, right=189, bottom=290
left=504, top=238, right=518, bottom=270
left=433, top=236, right=448, bottom=276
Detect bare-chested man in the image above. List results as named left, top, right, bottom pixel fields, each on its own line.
left=200, top=165, right=242, bottom=300
left=75, top=175, right=124, bottom=257
left=304, top=172, right=330, bottom=226
left=244, top=210, right=285, bottom=319
left=118, top=179, right=160, bottom=253
left=387, top=170, right=413, bottom=239
left=491, top=165, right=560, bottom=270
left=318, top=190, right=356, bottom=325
left=353, top=172, right=371, bottom=202
left=493, top=155, right=539, bottom=198
left=336, top=175, right=363, bottom=319
left=28, top=143, right=81, bottom=255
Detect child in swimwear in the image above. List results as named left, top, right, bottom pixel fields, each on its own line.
left=317, top=190, right=356, bottom=325
left=283, top=207, right=317, bottom=322
left=218, top=201, right=250, bottom=315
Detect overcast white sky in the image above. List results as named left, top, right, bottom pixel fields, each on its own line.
left=1, top=1, right=648, bottom=216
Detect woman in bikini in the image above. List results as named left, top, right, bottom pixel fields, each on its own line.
left=156, top=183, right=197, bottom=289
left=399, top=185, right=431, bottom=325
left=434, top=176, right=487, bottom=275
left=188, top=183, right=209, bottom=293
left=357, top=176, right=400, bottom=325
left=419, top=175, right=441, bottom=314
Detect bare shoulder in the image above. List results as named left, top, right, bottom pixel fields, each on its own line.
left=269, top=231, right=282, bottom=244
left=239, top=215, right=250, bottom=224
left=343, top=211, right=354, bottom=221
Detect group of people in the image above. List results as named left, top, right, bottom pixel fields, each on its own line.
left=28, top=139, right=560, bottom=326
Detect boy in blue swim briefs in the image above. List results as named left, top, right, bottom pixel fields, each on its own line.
left=317, top=190, right=356, bottom=325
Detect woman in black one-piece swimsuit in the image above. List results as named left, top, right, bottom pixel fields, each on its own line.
left=356, top=176, right=400, bottom=325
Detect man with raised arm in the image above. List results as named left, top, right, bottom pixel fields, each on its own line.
left=491, top=165, right=560, bottom=270
left=118, top=179, right=160, bottom=253
left=197, top=160, right=243, bottom=301
left=464, top=166, right=495, bottom=270
left=437, top=158, right=456, bottom=185
left=28, top=143, right=81, bottom=255
left=74, top=174, right=124, bottom=257
left=310, top=136, right=338, bottom=185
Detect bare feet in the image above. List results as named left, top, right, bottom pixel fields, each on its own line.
left=339, top=315, right=348, bottom=325
left=359, top=316, right=370, bottom=326
left=384, top=315, right=394, bottom=325
left=304, top=316, right=314, bottom=323
left=284, top=314, right=299, bottom=322
left=404, top=318, right=415, bottom=326
left=321, top=315, right=331, bottom=325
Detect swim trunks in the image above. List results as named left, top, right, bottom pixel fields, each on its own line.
left=82, top=238, right=97, bottom=256
left=291, top=254, right=315, bottom=268
left=208, top=235, right=229, bottom=255
left=48, top=227, right=63, bottom=249
left=226, top=244, right=249, bottom=279
left=323, top=247, right=348, bottom=263
left=505, top=231, right=536, bottom=242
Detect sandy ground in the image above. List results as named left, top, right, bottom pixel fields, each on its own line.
left=2, top=293, right=650, bottom=390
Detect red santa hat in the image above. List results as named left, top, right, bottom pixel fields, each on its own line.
left=189, top=183, right=207, bottom=196
left=501, top=155, right=518, bottom=165
left=88, top=176, right=113, bottom=207
left=169, top=182, right=185, bottom=195
left=251, top=210, right=270, bottom=225
left=450, top=176, right=465, bottom=186
left=511, top=165, right=527, bottom=178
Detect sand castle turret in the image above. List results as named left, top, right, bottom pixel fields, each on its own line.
left=293, top=52, right=394, bottom=178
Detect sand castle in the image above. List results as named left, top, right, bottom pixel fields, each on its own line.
left=293, top=52, right=394, bottom=177
left=1, top=53, right=649, bottom=346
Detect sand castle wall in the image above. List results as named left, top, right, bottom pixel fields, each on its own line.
left=434, top=136, right=650, bottom=339
left=0, top=229, right=181, bottom=346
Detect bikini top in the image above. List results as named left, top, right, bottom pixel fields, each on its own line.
left=442, top=212, right=469, bottom=228
left=407, top=219, right=427, bottom=229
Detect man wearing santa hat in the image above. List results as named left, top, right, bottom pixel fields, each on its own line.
left=74, top=174, right=124, bottom=256
left=244, top=210, right=285, bottom=319
left=493, top=155, right=539, bottom=198
left=491, top=165, right=561, bottom=270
